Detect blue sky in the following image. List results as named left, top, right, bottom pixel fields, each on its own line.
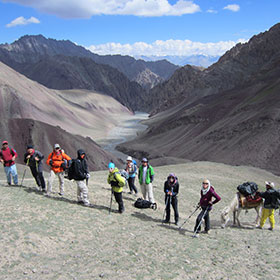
left=0, top=0, right=279, bottom=58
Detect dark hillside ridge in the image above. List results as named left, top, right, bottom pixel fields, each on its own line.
left=148, top=23, right=280, bottom=114
left=117, top=23, right=280, bottom=175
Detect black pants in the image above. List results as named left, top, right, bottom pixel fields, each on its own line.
left=194, top=207, right=210, bottom=232
left=165, top=195, right=179, bottom=223
left=30, top=166, right=46, bottom=190
left=114, top=191, right=124, bottom=213
left=127, top=177, right=138, bottom=193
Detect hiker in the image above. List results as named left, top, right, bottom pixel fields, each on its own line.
left=46, top=144, right=71, bottom=196
left=138, top=158, right=156, bottom=205
left=70, top=149, right=91, bottom=206
left=107, top=162, right=125, bottom=213
left=258, top=181, right=280, bottom=231
left=0, top=140, right=18, bottom=185
left=163, top=173, right=179, bottom=225
left=194, top=179, right=221, bottom=234
left=23, top=145, right=46, bottom=192
left=125, top=156, right=138, bottom=195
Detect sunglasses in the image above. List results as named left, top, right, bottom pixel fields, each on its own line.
left=202, top=183, right=209, bottom=185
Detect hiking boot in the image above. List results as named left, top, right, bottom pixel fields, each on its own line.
left=257, top=226, right=263, bottom=230
left=163, top=219, right=169, bottom=224
left=58, top=192, right=64, bottom=196
left=268, top=227, right=274, bottom=231
left=204, top=230, right=210, bottom=234
left=175, top=221, right=178, bottom=226
left=128, top=191, right=132, bottom=194
left=119, top=209, right=125, bottom=214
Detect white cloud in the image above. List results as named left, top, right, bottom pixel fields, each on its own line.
left=6, top=16, right=40, bottom=28
left=2, top=0, right=200, bottom=18
left=223, top=4, right=240, bottom=12
left=87, top=39, right=247, bottom=57
left=206, top=9, right=218, bottom=14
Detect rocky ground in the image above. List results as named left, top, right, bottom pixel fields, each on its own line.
left=0, top=161, right=279, bottom=279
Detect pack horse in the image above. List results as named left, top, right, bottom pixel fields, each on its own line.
left=221, top=192, right=263, bottom=228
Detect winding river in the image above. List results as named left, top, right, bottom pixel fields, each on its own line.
left=98, top=112, right=149, bottom=159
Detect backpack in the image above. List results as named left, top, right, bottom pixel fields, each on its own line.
left=67, top=159, right=86, bottom=180
left=134, top=198, right=157, bottom=210
left=237, top=182, right=258, bottom=196
left=120, top=170, right=129, bottom=180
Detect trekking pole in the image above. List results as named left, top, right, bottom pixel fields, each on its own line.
left=109, top=189, right=113, bottom=214
left=162, top=194, right=171, bottom=223
left=20, top=158, right=29, bottom=187
left=20, top=169, right=26, bottom=187
left=192, top=205, right=210, bottom=238
left=179, top=205, right=200, bottom=230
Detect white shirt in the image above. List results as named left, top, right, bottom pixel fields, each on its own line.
left=142, top=166, right=148, bottom=184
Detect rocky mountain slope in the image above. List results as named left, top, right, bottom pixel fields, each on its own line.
left=117, top=23, right=280, bottom=175
left=148, top=23, right=280, bottom=114
left=0, top=34, right=178, bottom=91
left=0, top=61, right=132, bottom=170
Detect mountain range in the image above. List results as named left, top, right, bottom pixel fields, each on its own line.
left=0, top=35, right=179, bottom=110
left=1, top=23, right=280, bottom=174
left=117, top=23, right=280, bottom=175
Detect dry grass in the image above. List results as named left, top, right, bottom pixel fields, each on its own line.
left=0, top=161, right=280, bottom=279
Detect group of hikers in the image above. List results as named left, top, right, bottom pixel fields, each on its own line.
left=1, top=140, right=280, bottom=234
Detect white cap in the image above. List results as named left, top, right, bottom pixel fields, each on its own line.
left=265, top=181, right=275, bottom=188
left=126, top=156, right=133, bottom=161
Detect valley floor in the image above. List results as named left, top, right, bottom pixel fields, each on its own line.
left=0, top=161, right=280, bottom=279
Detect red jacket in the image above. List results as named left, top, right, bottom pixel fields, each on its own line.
left=0, top=147, right=18, bottom=167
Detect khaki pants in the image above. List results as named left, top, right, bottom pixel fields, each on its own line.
left=76, top=180, right=90, bottom=205
left=140, top=183, right=155, bottom=203
left=47, top=170, right=64, bottom=195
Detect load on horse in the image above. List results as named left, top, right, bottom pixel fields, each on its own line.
left=221, top=182, right=263, bottom=228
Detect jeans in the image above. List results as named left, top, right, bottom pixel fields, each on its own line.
left=4, top=164, right=18, bottom=185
